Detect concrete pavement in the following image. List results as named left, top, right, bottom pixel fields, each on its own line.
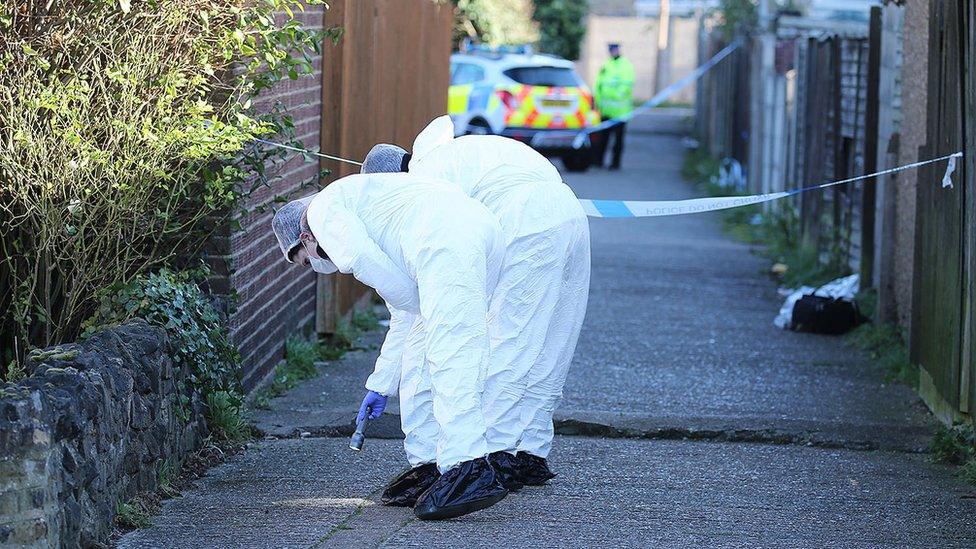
left=119, top=437, right=976, bottom=549
left=118, top=112, right=976, bottom=548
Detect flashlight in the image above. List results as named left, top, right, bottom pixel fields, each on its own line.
left=349, top=417, right=368, bottom=451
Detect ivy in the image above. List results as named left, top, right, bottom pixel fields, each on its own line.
left=83, top=268, right=241, bottom=421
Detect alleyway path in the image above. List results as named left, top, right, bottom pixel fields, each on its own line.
left=119, top=113, right=976, bottom=548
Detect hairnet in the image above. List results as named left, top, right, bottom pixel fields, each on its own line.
left=272, top=195, right=315, bottom=263
left=362, top=144, right=409, bottom=174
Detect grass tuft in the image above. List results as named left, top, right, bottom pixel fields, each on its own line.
left=2, top=360, right=27, bottom=382
left=961, top=459, right=976, bottom=485
left=251, top=311, right=381, bottom=410
left=156, top=459, right=181, bottom=498
left=205, top=390, right=250, bottom=443
left=931, top=424, right=976, bottom=465
left=845, top=323, right=917, bottom=387
left=930, top=424, right=976, bottom=486
left=116, top=498, right=153, bottom=530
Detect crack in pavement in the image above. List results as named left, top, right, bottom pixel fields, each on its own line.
left=253, top=414, right=927, bottom=454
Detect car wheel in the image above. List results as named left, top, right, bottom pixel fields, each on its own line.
left=465, top=118, right=492, bottom=136
left=562, top=153, right=591, bottom=173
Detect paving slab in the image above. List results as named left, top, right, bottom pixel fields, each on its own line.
left=118, top=436, right=976, bottom=549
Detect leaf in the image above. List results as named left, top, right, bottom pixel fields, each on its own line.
left=119, top=0, right=131, bottom=14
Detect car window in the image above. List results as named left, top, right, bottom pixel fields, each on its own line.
left=503, top=66, right=582, bottom=87
left=451, top=63, right=485, bottom=85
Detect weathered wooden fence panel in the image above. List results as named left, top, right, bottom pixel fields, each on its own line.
left=911, top=0, right=970, bottom=417
left=696, top=36, right=749, bottom=166
left=317, top=0, right=452, bottom=333
left=965, top=0, right=976, bottom=416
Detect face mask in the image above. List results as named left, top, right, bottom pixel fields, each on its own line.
left=303, top=241, right=338, bottom=274
left=309, top=256, right=338, bottom=275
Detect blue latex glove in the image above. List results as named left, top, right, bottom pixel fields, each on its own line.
left=357, top=391, right=388, bottom=423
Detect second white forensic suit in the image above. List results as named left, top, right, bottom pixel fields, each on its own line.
left=386, top=117, right=591, bottom=464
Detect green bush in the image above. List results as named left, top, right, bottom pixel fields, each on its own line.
left=716, top=0, right=757, bottom=40
left=453, top=0, right=539, bottom=47
left=0, top=0, right=336, bottom=374
left=533, top=0, right=588, bottom=60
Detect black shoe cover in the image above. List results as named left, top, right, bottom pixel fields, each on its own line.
left=487, top=451, right=524, bottom=491
left=381, top=463, right=441, bottom=507
left=515, top=452, right=557, bottom=485
left=413, top=458, right=508, bottom=520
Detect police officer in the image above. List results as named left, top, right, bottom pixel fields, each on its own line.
left=593, top=43, right=635, bottom=170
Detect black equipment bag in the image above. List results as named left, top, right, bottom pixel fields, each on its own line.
left=791, top=293, right=863, bottom=335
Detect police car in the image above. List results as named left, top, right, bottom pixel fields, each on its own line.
left=448, top=45, right=601, bottom=172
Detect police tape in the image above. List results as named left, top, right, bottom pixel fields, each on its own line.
left=532, top=39, right=743, bottom=150
left=254, top=137, right=364, bottom=167
left=580, top=152, right=963, bottom=218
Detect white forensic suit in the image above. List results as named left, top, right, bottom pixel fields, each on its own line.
left=390, top=116, right=591, bottom=462
left=305, top=172, right=504, bottom=471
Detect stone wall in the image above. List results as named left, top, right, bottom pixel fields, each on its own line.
left=0, top=321, right=208, bottom=548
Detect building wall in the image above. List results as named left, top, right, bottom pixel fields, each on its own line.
left=892, top=0, right=928, bottom=331
left=210, top=1, right=453, bottom=391
left=220, top=6, right=325, bottom=391
left=577, top=15, right=700, bottom=104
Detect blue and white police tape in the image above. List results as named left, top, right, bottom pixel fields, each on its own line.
left=532, top=39, right=743, bottom=150
left=254, top=137, right=364, bottom=167
left=580, top=152, right=963, bottom=219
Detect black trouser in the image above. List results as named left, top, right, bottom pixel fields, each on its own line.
left=592, top=117, right=626, bottom=168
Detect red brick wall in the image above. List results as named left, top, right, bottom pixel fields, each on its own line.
left=229, top=6, right=325, bottom=390
left=211, top=1, right=452, bottom=390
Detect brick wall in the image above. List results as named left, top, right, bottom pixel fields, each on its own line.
left=209, top=1, right=453, bottom=390
left=227, top=6, right=325, bottom=391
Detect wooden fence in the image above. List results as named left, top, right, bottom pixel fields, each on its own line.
left=695, top=35, right=750, bottom=166
left=910, top=0, right=975, bottom=420
left=698, top=4, right=976, bottom=422
left=697, top=20, right=871, bottom=275
left=316, top=0, right=453, bottom=333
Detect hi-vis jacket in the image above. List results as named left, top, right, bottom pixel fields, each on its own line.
left=594, top=56, right=636, bottom=120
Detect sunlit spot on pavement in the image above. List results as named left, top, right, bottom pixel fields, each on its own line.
left=274, top=497, right=374, bottom=509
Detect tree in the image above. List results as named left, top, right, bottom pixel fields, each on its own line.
left=717, top=0, right=758, bottom=39
left=453, top=0, right=539, bottom=47
left=532, top=0, right=588, bottom=60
